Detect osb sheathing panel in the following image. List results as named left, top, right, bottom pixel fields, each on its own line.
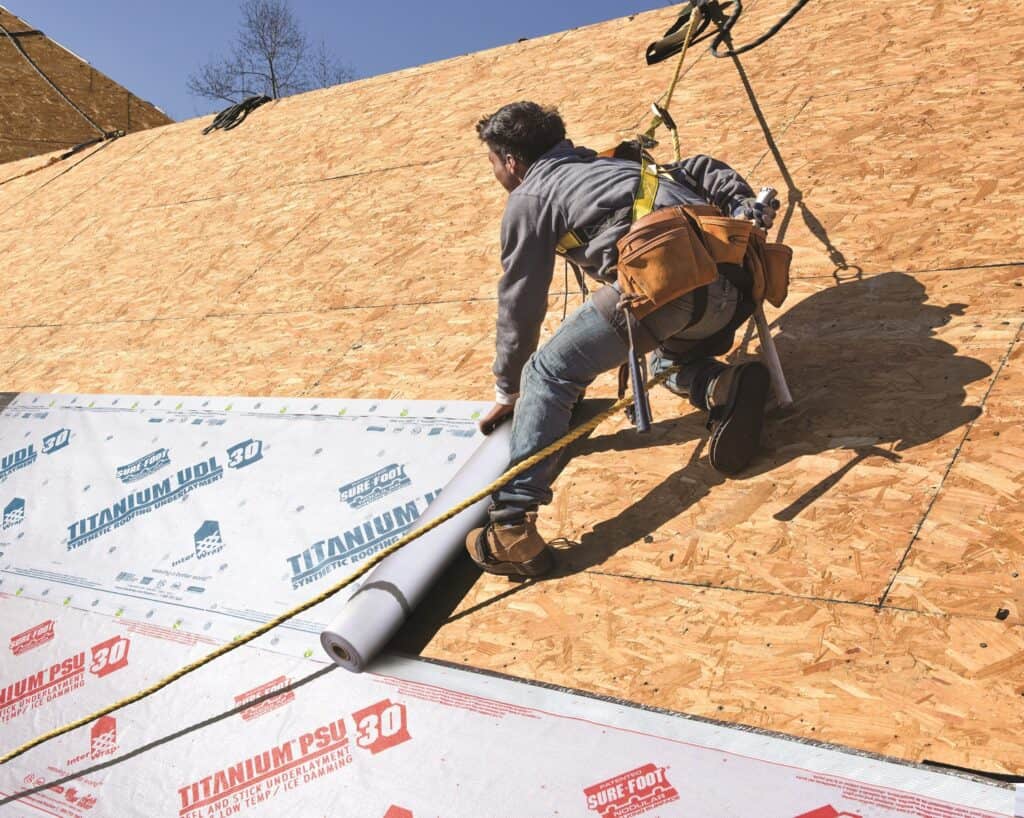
left=0, top=298, right=559, bottom=398
left=887, top=337, right=1024, bottom=623
left=760, top=84, right=1024, bottom=276
left=0, top=130, right=166, bottom=231
left=1, top=0, right=1024, bottom=772
left=419, top=573, right=1024, bottom=774
left=0, top=143, right=91, bottom=202
left=0, top=7, right=170, bottom=165
left=536, top=268, right=1020, bottom=602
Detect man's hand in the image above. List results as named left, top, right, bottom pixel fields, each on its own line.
left=732, top=196, right=779, bottom=230
left=479, top=402, right=514, bottom=435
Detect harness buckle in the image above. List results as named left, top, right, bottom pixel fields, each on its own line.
left=650, top=102, right=677, bottom=133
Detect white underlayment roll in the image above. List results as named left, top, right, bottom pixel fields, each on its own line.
left=321, top=423, right=512, bottom=671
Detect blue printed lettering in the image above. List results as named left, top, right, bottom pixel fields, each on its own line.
left=285, top=496, right=430, bottom=588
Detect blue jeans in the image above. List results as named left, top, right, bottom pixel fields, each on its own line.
left=491, top=276, right=740, bottom=523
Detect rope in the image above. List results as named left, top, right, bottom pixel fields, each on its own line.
left=709, top=0, right=812, bottom=58
left=660, top=8, right=700, bottom=124
left=0, top=21, right=107, bottom=138
left=202, top=96, right=272, bottom=135
left=644, top=5, right=701, bottom=162
left=0, top=366, right=678, bottom=766
left=646, top=1, right=812, bottom=63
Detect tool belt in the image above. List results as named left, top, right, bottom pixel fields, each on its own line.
left=558, top=161, right=793, bottom=321
left=614, top=205, right=719, bottom=319
left=615, top=199, right=768, bottom=318
left=615, top=202, right=792, bottom=317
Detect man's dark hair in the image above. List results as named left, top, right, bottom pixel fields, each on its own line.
left=476, top=101, right=566, bottom=165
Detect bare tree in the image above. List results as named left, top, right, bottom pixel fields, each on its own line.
left=188, top=0, right=354, bottom=105
left=309, top=38, right=356, bottom=90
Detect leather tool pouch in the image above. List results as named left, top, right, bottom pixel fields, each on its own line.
left=745, top=230, right=792, bottom=308
left=763, top=242, right=792, bottom=307
left=615, top=206, right=718, bottom=319
left=681, top=205, right=754, bottom=266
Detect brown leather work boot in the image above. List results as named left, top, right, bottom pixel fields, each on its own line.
left=707, top=361, right=770, bottom=475
left=465, top=513, right=553, bottom=578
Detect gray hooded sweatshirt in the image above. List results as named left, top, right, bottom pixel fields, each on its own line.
left=492, top=140, right=755, bottom=399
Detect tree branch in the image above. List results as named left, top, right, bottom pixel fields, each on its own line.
left=187, top=0, right=353, bottom=104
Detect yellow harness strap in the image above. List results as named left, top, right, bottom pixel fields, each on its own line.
left=555, top=229, right=584, bottom=255
left=556, top=160, right=661, bottom=254
left=632, top=161, right=660, bottom=222
left=555, top=3, right=702, bottom=254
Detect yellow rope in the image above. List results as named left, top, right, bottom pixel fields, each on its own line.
left=662, top=6, right=701, bottom=119
left=0, top=367, right=678, bottom=766
left=644, top=4, right=702, bottom=161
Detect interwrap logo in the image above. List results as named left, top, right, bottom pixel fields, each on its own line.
left=193, top=521, right=224, bottom=559
left=3, top=497, right=25, bottom=529
left=339, top=463, right=412, bottom=509
left=90, top=715, right=117, bottom=758
left=584, top=763, right=679, bottom=818
left=66, top=715, right=118, bottom=767
left=116, top=448, right=171, bottom=484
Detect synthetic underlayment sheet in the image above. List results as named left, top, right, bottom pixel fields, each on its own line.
left=0, top=392, right=1015, bottom=816
left=0, top=392, right=492, bottom=654
left=0, top=595, right=1013, bottom=816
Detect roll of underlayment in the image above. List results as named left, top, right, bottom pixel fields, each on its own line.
left=321, top=422, right=512, bottom=672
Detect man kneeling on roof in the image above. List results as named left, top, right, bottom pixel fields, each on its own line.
left=467, top=101, right=776, bottom=579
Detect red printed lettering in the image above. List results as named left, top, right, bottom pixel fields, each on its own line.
left=353, top=699, right=411, bottom=755
left=90, top=636, right=130, bottom=678
left=584, top=763, right=679, bottom=818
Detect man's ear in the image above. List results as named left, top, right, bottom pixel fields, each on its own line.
left=506, top=153, right=527, bottom=182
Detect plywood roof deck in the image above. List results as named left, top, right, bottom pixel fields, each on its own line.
left=0, top=5, right=171, bottom=164
left=1, top=0, right=1022, bottom=775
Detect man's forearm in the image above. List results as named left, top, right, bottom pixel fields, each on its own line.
left=494, top=384, right=519, bottom=405
left=493, top=192, right=557, bottom=396
left=678, top=154, right=755, bottom=214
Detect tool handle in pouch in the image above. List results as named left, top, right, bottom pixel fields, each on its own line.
left=624, top=307, right=652, bottom=434
left=629, top=351, right=652, bottom=433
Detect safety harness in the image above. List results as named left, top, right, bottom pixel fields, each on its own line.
left=551, top=0, right=799, bottom=431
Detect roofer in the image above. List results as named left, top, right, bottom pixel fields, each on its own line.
left=466, top=101, right=777, bottom=578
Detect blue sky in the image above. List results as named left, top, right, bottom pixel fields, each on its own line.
left=16, top=1, right=672, bottom=121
